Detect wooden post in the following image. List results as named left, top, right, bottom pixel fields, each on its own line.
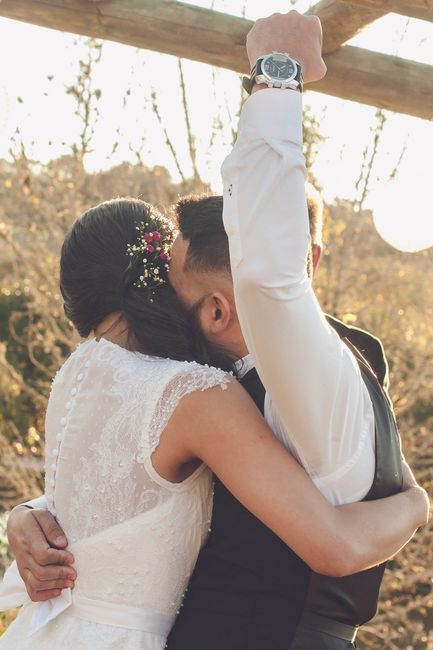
left=340, top=0, right=433, bottom=23
left=307, top=0, right=388, bottom=52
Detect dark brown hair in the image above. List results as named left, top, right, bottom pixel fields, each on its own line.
left=306, top=182, right=324, bottom=247
left=60, top=198, right=232, bottom=369
left=175, top=190, right=323, bottom=275
left=175, top=195, right=230, bottom=274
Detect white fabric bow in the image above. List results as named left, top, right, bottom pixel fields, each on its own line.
left=0, top=560, right=72, bottom=635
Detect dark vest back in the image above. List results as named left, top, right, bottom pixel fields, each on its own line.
left=167, top=318, right=402, bottom=650
left=167, top=366, right=308, bottom=650
left=303, top=325, right=403, bottom=627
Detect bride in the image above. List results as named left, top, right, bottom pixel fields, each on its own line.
left=0, top=197, right=427, bottom=649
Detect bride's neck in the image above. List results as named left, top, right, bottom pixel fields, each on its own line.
left=94, top=312, right=131, bottom=348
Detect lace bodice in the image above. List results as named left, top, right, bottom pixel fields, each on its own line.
left=45, top=338, right=227, bottom=542
left=0, top=339, right=229, bottom=649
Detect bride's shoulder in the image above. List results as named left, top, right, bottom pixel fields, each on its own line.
left=90, top=339, right=231, bottom=390
left=150, top=359, right=232, bottom=409
left=135, top=356, right=232, bottom=398
left=56, top=339, right=233, bottom=407
left=158, top=357, right=231, bottom=386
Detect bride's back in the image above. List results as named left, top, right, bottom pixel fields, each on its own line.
left=44, top=337, right=226, bottom=630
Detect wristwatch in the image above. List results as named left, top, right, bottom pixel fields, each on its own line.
left=242, top=51, right=303, bottom=95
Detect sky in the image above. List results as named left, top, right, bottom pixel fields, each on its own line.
left=0, top=0, right=432, bottom=251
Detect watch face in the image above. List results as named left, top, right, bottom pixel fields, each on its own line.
left=263, top=54, right=296, bottom=81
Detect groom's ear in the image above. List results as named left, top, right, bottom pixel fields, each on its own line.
left=312, top=244, right=322, bottom=274
left=200, top=292, right=232, bottom=337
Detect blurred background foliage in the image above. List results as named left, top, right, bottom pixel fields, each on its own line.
left=0, top=38, right=432, bottom=649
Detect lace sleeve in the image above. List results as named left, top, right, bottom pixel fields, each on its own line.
left=137, top=362, right=231, bottom=460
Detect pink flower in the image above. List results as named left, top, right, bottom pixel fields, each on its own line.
left=143, top=233, right=153, bottom=243
left=146, top=244, right=155, bottom=253
left=159, top=251, right=170, bottom=261
left=152, top=231, right=162, bottom=242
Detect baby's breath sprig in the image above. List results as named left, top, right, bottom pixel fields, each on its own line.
left=126, top=221, right=172, bottom=301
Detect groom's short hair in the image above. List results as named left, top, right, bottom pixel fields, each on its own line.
left=175, top=188, right=323, bottom=275
left=306, top=182, right=323, bottom=248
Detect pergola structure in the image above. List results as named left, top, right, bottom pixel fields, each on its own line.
left=1, top=0, right=432, bottom=120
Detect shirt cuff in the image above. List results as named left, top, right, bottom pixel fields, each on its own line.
left=236, top=88, right=303, bottom=146
left=22, top=495, right=48, bottom=510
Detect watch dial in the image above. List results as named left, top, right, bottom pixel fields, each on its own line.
left=263, top=56, right=296, bottom=80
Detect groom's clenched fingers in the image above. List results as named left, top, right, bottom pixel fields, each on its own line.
left=26, top=588, right=63, bottom=602
left=32, top=544, right=75, bottom=568
left=246, top=10, right=326, bottom=84
left=26, top=571, right=75, bottom=594
left=7, top=506, right=75, bottom=601
left=24, top=546, right=76, bottom=599
left=31, top=509, right=68, bottom=550
left=7, top=506, right=72, bottom=561
left=22, top=561, right=76, bottom=601
left=27, top=559, right=76, bottom=584
left=16, top=509, right=74, bottom=567
left=24, top=572, right=63, bottom=603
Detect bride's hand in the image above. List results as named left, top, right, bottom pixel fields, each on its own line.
left=401, top=460, right=430, bottom=528
left=6, top=506, right=76, bottom=601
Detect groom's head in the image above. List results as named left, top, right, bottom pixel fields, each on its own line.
left=169, top=191, right=323, bottom=359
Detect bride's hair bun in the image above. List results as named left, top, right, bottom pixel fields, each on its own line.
left=60, top=198, right=232, bottom=369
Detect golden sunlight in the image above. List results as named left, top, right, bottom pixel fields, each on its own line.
left=371, top=178, right=433, bottom=253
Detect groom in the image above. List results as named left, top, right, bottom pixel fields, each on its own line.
left=166, top=12, right=403, bottom=649
left=7, top=10, right=405, bottom=650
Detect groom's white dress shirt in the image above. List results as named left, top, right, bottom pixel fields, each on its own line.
left=223, top=89, right=376, bottom=506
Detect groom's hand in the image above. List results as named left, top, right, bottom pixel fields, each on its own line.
left=7, top=506, right=76, bottom=601
left=246, top=10, right=326, bottom=85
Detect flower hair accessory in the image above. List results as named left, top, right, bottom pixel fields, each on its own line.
left=126, top=221, right=172, bottom=301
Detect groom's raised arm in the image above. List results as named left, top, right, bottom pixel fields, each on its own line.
left=222, top=12, right=375, bottom=504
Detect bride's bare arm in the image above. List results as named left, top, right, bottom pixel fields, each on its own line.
left=156, top=379, right=429, bottom=578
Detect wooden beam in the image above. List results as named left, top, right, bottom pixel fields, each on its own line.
left=311, top=45, right=433, bottom=120
left=0, top=0, right=432, bottom=120
left=0, top=0, right=251, bottom=71
left=307, top=1, right=388, bottom=52
left=340, top=0, right=433, bottom=23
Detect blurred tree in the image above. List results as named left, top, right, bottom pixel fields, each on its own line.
left=315, top=202, right=433, bottom=650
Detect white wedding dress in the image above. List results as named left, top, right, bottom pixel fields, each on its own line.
left=0, top=338, right=229, bottom=649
